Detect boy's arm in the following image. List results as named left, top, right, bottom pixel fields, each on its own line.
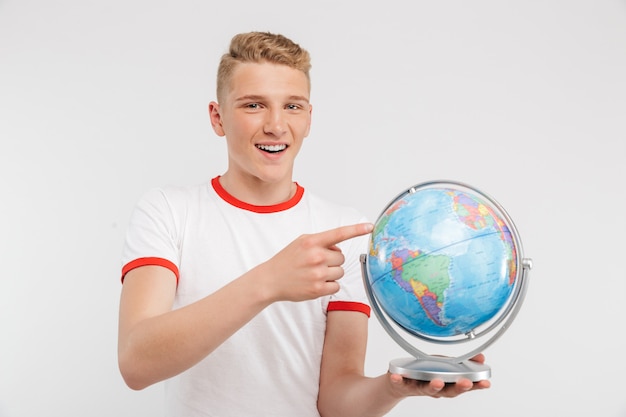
left=317, top=311, right=490, bottom=417
left=317, top=310, right=402, bottom=417
left=118, top=223, right=375, bottom=390
left=117, top=264, right=272, bottom=390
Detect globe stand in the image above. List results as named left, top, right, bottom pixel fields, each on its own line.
left=389, top=357, right=491, bottom=383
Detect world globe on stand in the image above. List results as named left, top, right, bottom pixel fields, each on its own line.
left=361, top=181, right=531, bottom=382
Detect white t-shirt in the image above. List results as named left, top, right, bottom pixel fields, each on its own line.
left=121, top=177, right=371, bottom=417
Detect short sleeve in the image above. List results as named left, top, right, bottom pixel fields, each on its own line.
left=120, top=188, right=181, bottom=283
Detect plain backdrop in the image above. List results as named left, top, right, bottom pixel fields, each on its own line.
left=1, top=1, right=625, bottom=416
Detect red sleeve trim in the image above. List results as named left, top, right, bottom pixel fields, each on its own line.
left=121, top=257, right=179, bottom=285
left=327, top=301, right=371, bottom=317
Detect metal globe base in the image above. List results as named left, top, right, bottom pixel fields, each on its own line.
left=389, top=357, right=491, bottom=383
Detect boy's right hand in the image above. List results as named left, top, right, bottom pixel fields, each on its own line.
left=259, top=222, right=373, bottom=302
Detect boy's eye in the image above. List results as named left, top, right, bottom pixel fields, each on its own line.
left=246, top=103, right=260, bottom=109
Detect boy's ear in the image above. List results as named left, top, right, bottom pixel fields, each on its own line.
left=208, top=102, right=225, bottom=137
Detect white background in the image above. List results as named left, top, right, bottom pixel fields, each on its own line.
left=1, top=1, right=625, bottom=416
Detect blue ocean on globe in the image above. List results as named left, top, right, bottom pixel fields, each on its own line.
left=366, top=185, right=518, bottom=339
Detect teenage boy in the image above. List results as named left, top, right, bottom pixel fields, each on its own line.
left=118, top=31, right=489, bottom=417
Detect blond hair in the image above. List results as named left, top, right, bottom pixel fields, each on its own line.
left=216, top=31, right=311, bottom=102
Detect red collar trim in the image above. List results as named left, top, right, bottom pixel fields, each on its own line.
left=211, top=176, right=304, bottom=213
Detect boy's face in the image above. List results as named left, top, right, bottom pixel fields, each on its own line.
left=210, top=62, right=312, bottom=187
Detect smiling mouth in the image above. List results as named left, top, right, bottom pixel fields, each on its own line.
left=256, top=144, right=287, bottom=153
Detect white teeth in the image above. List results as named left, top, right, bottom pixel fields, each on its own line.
left=256, top=144, right=287, bottom=152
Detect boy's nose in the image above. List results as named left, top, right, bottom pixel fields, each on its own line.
left=263, top=109, right=287, bottom=137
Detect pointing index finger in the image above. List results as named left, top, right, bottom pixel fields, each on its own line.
left=316, top=223, right=374, bottom=247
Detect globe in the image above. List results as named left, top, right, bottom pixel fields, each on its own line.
left=361, top=180, right=531, bottom=382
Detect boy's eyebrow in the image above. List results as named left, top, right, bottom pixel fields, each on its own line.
left=234, top=94, right=264, bottom=102
left=234, top=94, right=310, bottom=103
left=287, top=95, right=310, bottom=103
